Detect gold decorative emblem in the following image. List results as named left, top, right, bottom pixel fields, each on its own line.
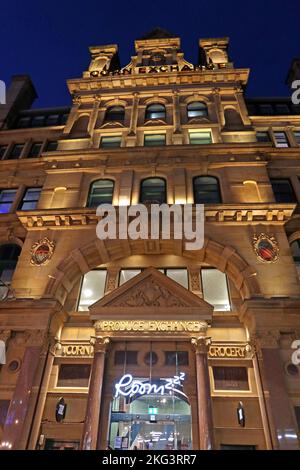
left=30, top=237, right=55, bottom=266
left=253, top=233, right=279, bottom=263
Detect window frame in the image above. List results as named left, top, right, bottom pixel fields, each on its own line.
left=187, top=101, right=208, bottom=119
left=139, top=177, right=167, bottom=204
left=104, top=106, right=125, bottom=123
left=145, top=103, right=166, bottom=121
left=18, top=187, right=42, bottom=211
left=193, top=175, right=221, bottom=204
left=87, top=179, right=115, bottom=208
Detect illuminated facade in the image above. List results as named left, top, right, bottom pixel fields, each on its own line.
left=0, top=29, right=300, bottom=450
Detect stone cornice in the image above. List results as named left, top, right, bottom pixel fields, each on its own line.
left=16, top=203, right=295, bottom=230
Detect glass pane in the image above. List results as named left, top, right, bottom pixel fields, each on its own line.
left=119, top=269, right=141, bottom=285
left=166, top=269, right=188, bottom=289
left=187, top=102, right=208, bottom=118
left=256, top=132, right=270, bottom=142
left=88, top=180, right=114, bottom=206
left=0, top=190, right=17, bottom=213
left=100, top=136, right=121, bottom=148
left=78, top=270, right=107, bottom=311
left=213, top=366, right=249, bottom=390
left=294, top=132, right=300, bottom=145
left=28, top=142, right=42, bottom=158
left=291, top=240, right=300, bottom=263
left=45, top=141, right=58, bottom=151
left=0, top=146, right=7, bottom=158
left=46, top=114, right=59, bottom=126
left=194, top=176, right=221, bottom=204
left=201, top=268, right=230, bottom=311
left=146, top=104, right=166, bottom=120
left=271, top=179, right=296, bottom=203
left=8, top=144, right=24, bottom=159
left=274, top=132, right=289, bottom=148
left=31, top=115, right=45, bottom=127
left=140, top=178, right=166, bottom=204
left=144, top=134, right=166, bottom=146
left=189, top=131, right=212, bottom=145
left=105, top=106, right=125, bottom=121
left=57, top=364, right=91, bottom=387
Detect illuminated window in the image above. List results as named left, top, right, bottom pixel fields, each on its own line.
left=140, top=177, right=166, bottom=204
left=193, top=176, right=221, bottom=204
left=189, top=131, right=212, bottom=145
left=201, top=268, right=230, bottom=311
left=119, top=269, right=142, bottom=285
left=256, top=131, right=271, bottom=143
left=77, top=269, right=107, bottom=311
left=187, top=102, right=208, bottom=119
left=294, top=131, right=300, bottom=146
left=274, top=131, right=289, bottom=148
left=213, top=366, right=249, bottom=391
left=144, top=134, right=166, bottom=146
left=100, top=136, right=122, bottom=148
left=19, top=188, right=42, bottom=210
left=57, top=364, right=91, bottom=387
left=105, top=106, right=125, bottom=122
left=0, top=189, right=17, bottom=213
left=165, top=268, right=188, bottom=289
left=87, top=179, right=114, bottom=207
left=145, top=103, right=166, bottom=120
left=28, top=142, right=43, bottom=158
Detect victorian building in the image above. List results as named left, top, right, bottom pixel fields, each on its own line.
left=0, top=29, right=300, bottom=450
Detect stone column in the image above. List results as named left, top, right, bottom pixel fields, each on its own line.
left=252, top=330, right=299, bottom=450
left=81, top=336, right=110, bottom=450
left=128, top=92, right=139, bottom=136
left=172, top=90, right=181, bottom=133
left=1, top=330, right=45, bottom=450
left=191, top=322, right=215, bottom=450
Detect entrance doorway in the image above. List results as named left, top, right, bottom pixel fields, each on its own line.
left=109, top=394, right=192, bottom=450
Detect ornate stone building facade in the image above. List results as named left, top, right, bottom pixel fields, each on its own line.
left=0, top=29, right=300, bottom=450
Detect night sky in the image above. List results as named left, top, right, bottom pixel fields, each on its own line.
left=1, top=0, right=299, bottom=108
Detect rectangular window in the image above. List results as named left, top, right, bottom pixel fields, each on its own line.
left=189, top=131, right=212, bottom=145
left=274, top=131, right=289, bottom=148
left=259, top=104, right=274, bottom=115
left=15, top=116, right=31, bottom=128
left=77, top=269, right=107, bottom=311
left=119, top=269, right=141, bottom=285
left=0, top=189, right=17, bottom=214
left=144, top=134, right=166, bottom=147
left=100, top=136, right=122, bottom=148
left=31, top=115, right=45, bottom=127
left=270, top=178, right=297, bottom=203
left=166, top=269, right=188, bottom=289
left=57, top=364, right=91, bottom=387
left=19, top=187, right=42, bottom=210
left=28, top=142, right=43, bottom=158
left=275, top=104, right=290, bottom=115
left=165, top=351, right=189, bottom=366
left=46, top=114, right=60, bottom=126
left=256, top=131, right=271, bottom=143
left=114, top=351, right=138, bottom=365
left=201, top=268, right=230, bottom=311
left=45, top=141, right=58, bottom=152
left=294, top=132, right=300, bottom=146
left=7, top=143, right=24, bottom=159
left=0, top=146, right=7, bottom=159
left=213, top=366, right=249, bottom=391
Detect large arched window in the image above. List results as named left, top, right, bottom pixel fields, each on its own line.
left=87, top=179, right=114, bottom=207
left=187, top=102, right=208, bottom=119
left=104, top=106, right=125, bottom=122
left=193, top=176, right=221, bottom=204
left=0, top=244, right=21, bottom=285
left=140, top=178, right=166, bottom=204
left=145, top=103, right=166, bottom=121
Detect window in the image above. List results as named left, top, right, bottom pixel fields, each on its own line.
left=220, top=444, right=256, bottom=450
left=165, top=351, right=189, bottom=366
left=275, top=104, right=290, bottom=115
left=119, top=269, right=142, bottom=285
left=187, top=102, right=208, bottom=119
left=259, top=104, right=274, bottom=115
left=274, top=131, right=289, bottom=148
left=270, top=178, right=297, bottom=203
left=189, top=131, right=212, bottom=145
left=105, top=106, right=125, bottom=122
left=294, top=132, right=300, bottom=146
left=212, top=366, right=249, bottom=391
left=145, top=103, right=166, bottom=120
left=31, top=115, right=45, bottom=127
left=0, top=189, right=17, bottom=213
left=291, top=239, right=300, bottom=263
left=46, top=114, right=60, bottom=126
left=0, top=146, right=7, bottom=159
left=193, top=176, right=221, bottom=204
left=87, top=179, right=114, bottom=207
left=140, top=178, right=166, bottom=204
left=100, top=136, right=122, bottom=148
left=19, top=187, right=42, bottom=210
left=57, top=364, right=91, bottom=387
left=165, top=268, right=188, bottom=289
left=28, top=142, right=43, bottom=158
left=201, top=268, right=230, bottom=311
left=77, top=269, right=107, bottom=311
left=114, top=351, right=138, bottom=365
left=256, top=131, right=271, bottom=143
left=0, top=244, right=21, bottom=285
left=144, top=134, right=166, bottom=146
left=15, top=116, right=31, bottom=128
left=45, top=141, right=58, bottom=152
left=7, top=144, right=24, bottom=159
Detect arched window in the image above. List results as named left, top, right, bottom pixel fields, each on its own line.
left=145, top=103, right=166, bottom=121
left=187, top=102, right=208, bottom=119
left=87, top=179, right=114, bottom=207
left=0, top=244, right=21, bottom=285
left=140, top=178, right=166, bottom=204
left=193, top=176, right=221, bottom=204
left=104, top=106, right=125, bottom=122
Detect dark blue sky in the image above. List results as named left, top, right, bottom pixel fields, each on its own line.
left=1, top=0, right=299, bottom=107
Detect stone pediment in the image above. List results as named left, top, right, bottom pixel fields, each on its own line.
left=89, top=267, right=213, bottom=321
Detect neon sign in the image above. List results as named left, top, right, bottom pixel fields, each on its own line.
left=114, top=372, right=186, bottom=399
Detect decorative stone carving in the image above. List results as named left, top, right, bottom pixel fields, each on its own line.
left=90, top=335, right=110, bottom=353
left=30, top=237, right=55, bottom=266
left=0, top=330, right=11, bottom=344
left=191, top=322, right=211, bottom=353
left=252, top=233, right=279, bottom=263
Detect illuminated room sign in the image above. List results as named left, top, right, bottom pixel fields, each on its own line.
left=114, top=372, right=186, bottom=399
